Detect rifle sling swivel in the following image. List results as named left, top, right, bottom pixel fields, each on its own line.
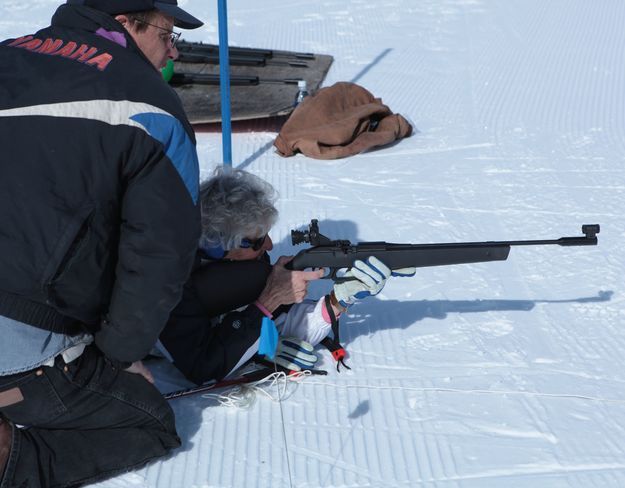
left=322, top=294, right=351, bottom=372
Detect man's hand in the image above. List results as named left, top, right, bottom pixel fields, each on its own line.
left=124, top=361, right=154, bottom=384
left=256, top=256, right=324, bottom=313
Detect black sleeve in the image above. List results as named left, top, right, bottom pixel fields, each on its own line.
left=162, top=292, right=265, bottom=385
left=95, top=137, right=200, bottom=363
left=191, top=256, right=272, bottom=316
left=160, top=257, right=272, bottom=384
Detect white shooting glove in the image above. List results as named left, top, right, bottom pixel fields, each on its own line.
left=333, top=257, right=417, bottom=308
left=333, top=256, right=392, bottom=307
left=391, top=267, right=417, bottom=277
left=274, top=336, right=318, bottom=372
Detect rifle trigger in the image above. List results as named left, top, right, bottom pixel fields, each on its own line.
left=332, top=273, right=358, bottom=285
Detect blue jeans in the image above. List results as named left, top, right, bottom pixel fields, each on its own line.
left=0, top=345, right=180, bottom=488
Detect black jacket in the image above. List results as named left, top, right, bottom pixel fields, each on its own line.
left=0, top=5, right=200, bottom=363
left=160, top=256, right=273, bottom=384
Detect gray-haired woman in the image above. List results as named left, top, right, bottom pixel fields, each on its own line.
left=158, top=169, right=411, bottom=384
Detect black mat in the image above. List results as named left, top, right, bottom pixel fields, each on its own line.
left=171, top=41, right=334, bottom=124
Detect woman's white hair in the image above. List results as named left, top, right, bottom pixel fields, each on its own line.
left=199, top=168, right=278, bottom=251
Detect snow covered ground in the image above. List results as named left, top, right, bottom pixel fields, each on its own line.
left=4, top=0, right=625, bottom=486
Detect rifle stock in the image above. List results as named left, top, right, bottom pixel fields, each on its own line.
left=284, top=220, right=599, bottom=281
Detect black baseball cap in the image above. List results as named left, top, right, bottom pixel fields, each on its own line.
left=67, top=0, right=204, bottom=29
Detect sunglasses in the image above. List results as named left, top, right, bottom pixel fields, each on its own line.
left=134, top=19, right=181, bottom=48
left=240, top=234, right=268, bottom=251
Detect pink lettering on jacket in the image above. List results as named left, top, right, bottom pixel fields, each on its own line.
left=8, top=36, right=114, bottom=71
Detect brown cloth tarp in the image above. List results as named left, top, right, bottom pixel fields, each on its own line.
left=274, top=82, right=413, bottom=159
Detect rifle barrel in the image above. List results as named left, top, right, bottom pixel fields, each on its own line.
left=170, top=73, right=260, bottom=86
left=444, top=236, right=598, bottom=248
left=169, top=72, right=302, bottom=86
left=177, top=41, right=316, bottom=60
left=178, top=51, right=266, bottom=66
left=178, top=52, right=309, bottom=68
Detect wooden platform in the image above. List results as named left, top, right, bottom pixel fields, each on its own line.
left=171, top=42, right=334, bottom=124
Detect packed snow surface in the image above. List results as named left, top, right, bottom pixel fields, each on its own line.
left=3, top=0, right=625, bottom=486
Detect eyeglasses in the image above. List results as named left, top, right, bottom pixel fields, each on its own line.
left=134, top=19, right=181, bottom=48
left=240, top=234, right=268, bottom=251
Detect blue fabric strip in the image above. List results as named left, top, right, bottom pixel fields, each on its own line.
left=131, top=112, right=199, bottom=204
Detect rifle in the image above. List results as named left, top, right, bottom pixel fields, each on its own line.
left=285, top=220, right=600, bottom=281
left=169, top=72, right=303, bottom=87
left=177, top=40, right=316, bottom=61
left=177, top=51, right=309, bottom=68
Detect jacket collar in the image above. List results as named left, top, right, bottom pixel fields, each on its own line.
left=51, top=4, right=127, bottom=36
left=49, top=4, right=154, bottom=69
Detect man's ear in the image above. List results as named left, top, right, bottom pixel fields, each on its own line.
left=114, top=14, right=130, bottom=28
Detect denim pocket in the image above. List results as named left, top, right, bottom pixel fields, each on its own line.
left=0, top=369, right=68, bottom=426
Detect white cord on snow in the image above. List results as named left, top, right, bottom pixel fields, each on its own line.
left=201, top=370, right=312, bottom=409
